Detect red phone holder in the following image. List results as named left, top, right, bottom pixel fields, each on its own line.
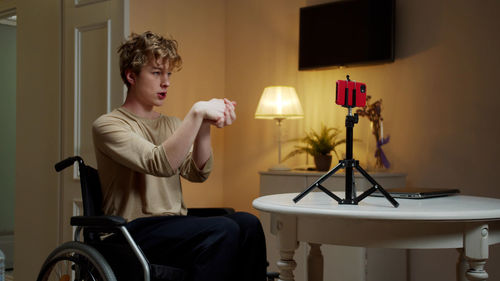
left=336, top=79, right=366, bottom=108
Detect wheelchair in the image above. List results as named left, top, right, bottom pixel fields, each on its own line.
left=37, top=156, right=279, bottom=281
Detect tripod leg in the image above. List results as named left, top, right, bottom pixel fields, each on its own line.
left=317, top=184, right=342, bottom=202
left=356, top=186, right=377, bottom=202
left=293, top=162, right=344, bottom=203
left=355, top=164, right=399, bottom=208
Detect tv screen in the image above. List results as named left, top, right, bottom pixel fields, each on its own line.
left=299, top=0, right=395, bottom=70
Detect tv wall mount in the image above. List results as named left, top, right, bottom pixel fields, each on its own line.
left=293, top=75, right=399, bottom=208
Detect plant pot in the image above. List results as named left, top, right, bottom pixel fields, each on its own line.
left=314, top=154, right=332, bottom=171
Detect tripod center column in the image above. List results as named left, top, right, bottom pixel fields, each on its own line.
left=342, top=109, right=359, bottom=204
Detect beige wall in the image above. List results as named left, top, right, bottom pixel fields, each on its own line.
left=224, top=0, right=308, bottom=213
left=14, top=0, right=62, bottom=280
left=11, top=0, right=500, bottom=280
left=223, top=0, right=500, bottom=280
left=225, top=0, right=500, bottom=212
left=130, top=0, right=227, bottom=208
left=131, top=3, right=500, bottom=278
left=128, top=0, right=500, bottom=227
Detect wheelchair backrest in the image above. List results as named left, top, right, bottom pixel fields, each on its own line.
left=55, top=156, right=104, bottom=216
left=79, top=163, right=104, bottom=216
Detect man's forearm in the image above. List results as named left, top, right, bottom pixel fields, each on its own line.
left=162, top=106, right=204, bottom=170
left=193, top=122, right=212, bottom=170
left=161, top=99, right=226, bottom=171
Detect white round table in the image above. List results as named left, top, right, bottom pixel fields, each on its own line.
left=253, top=192, right=500, bottom=281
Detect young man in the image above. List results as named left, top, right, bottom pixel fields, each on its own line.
left=92, top=31, right=267, bottom=281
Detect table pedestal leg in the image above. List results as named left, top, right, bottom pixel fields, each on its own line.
left=308, top=243, right=323, bottom=281
left=275, top=215, right=298, bottom=281
left=277, top=250, right=297, bottom=281
left=466, top=259, right=488, bottom=281
left=464, top=224, right=489, bottom=281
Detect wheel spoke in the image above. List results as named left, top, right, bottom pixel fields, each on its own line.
left=37, top=242, right=116, bottom=281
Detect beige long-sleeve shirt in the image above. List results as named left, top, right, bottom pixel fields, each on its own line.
left=92, top=107, right=213, bottom=221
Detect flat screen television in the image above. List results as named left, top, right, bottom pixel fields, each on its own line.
left=299, top=0, right=395, bottom=70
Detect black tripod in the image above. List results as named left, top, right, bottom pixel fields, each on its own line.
left=293, top=107, right=399, bottom=207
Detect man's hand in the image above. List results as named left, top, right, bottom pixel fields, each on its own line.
left=220, top=98, right=237, bottom=127
left=194, top=98, right=225, bottom=121
left=195, top=98, right=237, bottom=128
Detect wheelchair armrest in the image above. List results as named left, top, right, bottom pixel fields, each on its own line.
left=187, top=207, right=235, bottom=217
left=70, top=215, right=127, bottom=227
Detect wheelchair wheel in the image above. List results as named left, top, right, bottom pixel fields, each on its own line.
left=37, top=241, right=117, bottom=281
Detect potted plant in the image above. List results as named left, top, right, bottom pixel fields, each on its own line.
left=284, top=124, right=346, bottom=171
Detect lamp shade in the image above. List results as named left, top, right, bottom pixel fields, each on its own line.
left=255, top=86, right=304, bottom=119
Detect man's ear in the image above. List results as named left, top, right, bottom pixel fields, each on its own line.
left=125, top=70, right=136, bottom=86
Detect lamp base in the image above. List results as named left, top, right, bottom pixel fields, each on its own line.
left=268, top=164, right=291, bottom=171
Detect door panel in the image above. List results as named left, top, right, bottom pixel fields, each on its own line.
left=61, top=0, right=128, bottom=242
left=77, top=23, right=109, bottom=166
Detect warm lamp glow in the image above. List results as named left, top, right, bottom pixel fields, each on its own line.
left=255, top=86, right=304, bottom=119
left=255, top=86, right=304, bottom=171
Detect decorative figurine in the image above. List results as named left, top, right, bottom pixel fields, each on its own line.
left=356, top=95, right=391, bottom=169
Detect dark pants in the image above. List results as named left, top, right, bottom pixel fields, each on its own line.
left=126, top=212, right=267, bottom=281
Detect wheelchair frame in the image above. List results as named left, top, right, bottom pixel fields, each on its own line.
left=37, top=156, right=278, bottom=281
left=37, top=156, right=153, bottom=281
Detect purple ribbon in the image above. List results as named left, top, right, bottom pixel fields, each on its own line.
left=376, top=136, right=391, bottom=169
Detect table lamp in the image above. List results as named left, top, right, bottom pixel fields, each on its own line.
left=255, top=86, right=304, bottom=171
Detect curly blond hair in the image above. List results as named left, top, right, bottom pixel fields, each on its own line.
left=118, top=31, right=182, bottom=88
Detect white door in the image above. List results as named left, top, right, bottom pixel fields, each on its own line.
left=61, top=0, right=129, bottom=242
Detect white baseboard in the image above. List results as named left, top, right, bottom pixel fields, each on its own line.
left=0, top=233, right=14, bottom=269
